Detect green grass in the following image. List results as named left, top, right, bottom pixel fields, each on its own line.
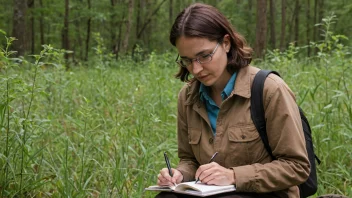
left=1, top=31, right=352, bottom=198
left=0, top=49, right=184, bottom=197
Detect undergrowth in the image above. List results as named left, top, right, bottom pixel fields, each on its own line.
left=0, top=15, right=351, bottom=197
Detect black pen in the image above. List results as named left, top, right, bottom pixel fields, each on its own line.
left=164, top=152, right=176, bottom=186
left=195, top=152, right=219, bottom=184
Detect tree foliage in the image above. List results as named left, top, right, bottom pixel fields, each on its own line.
left=0, top=0, right=351, bottom=61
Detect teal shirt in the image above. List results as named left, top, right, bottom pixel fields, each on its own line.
left=199, top=73, right=237, bottom=135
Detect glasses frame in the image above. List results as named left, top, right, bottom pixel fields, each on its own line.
left=175, top=42, right=221, bottom=68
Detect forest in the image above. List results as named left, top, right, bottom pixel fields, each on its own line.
left=1, top=0, right=352, bottom=61
left=0, top=0, right=352, bottom=197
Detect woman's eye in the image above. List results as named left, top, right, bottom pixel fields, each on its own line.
left=181, top=59, right=191, bottom=64
left=200, top=54, right=211, bottom=59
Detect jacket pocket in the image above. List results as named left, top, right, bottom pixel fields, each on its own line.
left=228, top=125, right=259, bottom=142
left=226, top=125, right=261, bottom=165
left=188, top=128, right=202, bottom=163
left=188, top=128, right=201, bottom=144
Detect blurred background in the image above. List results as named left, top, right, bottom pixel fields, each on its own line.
left=1, top=0, right=351, bottom=62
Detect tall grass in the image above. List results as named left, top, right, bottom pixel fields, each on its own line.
left=263, top=14, right=352, bottom=196
left=1, top=17, right=351, bottom=197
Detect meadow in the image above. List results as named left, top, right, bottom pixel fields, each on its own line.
left=1, top=25, right=352, bottom=197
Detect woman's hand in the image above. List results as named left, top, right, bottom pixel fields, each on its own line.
left=157, top=168, right=183, bottom=186
left=195, top=162, right=235, bottom=185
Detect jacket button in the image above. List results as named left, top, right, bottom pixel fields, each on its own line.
left=241, top=135, right=246, bottom=139
left=209, top=138, right=214, bottom=144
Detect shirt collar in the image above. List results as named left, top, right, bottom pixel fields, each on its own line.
left=199, top=83, right=209, bottom=102
left=199, top=72, right=237, bottom=101
left=223, top=72, right=237, bottom=99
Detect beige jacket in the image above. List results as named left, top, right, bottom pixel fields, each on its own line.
left=176, top=66, right=310, bottom=197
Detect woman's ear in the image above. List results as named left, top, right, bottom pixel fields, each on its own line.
left=223, top=34, right=231, bottom=53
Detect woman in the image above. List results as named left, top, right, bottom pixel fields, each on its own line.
left=157, top=3, right=310, bottom=198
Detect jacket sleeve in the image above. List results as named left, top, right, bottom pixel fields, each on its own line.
left=176, top=86, right=200, bottom=182
left=232, top=74, right=310, bottom=192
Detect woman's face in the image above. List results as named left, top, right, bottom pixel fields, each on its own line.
left=175, top=36, right=231, bottom=89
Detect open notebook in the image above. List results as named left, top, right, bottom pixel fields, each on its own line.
left=145, top=181, right=236, bottom=197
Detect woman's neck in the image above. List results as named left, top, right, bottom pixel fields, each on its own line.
left=209, top=71, right=232, bottom=106
left=210, top=71, right=232, bottom=94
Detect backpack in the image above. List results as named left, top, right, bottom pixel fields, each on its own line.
left=250, top=69, right=321, bottom=198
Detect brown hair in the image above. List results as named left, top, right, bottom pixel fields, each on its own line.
left=170, top=3, right=253, bottom=82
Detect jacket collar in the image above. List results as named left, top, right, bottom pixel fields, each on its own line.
left=232, top=65, right=251, bottom=99
left=184, top=66, right=252, bottom=105
left=185, top=80, right=201, bottom=106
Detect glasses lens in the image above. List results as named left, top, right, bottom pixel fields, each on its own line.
left=198, top=54, right=212, bottom=64
left=180, top=59, right=191, bottom=67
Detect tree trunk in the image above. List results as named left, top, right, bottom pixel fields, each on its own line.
left=318, top=0, right=324, bottom=40
left=287, top=2, right=296, bottom=45
left=62, top=0, right=70, bottom=63
left=313, top=0, right=318, bottom=54
left=73, top=19, right=82, bottom=62
left=117, top=19, right=123, bottom=59
left=279, top=0, right=286, bottom=51
left=306, top=0, right=311, bottom=56
left=254, top=0, right=267, bottom=59
left=269, top=0, right=276, bottom=49
left=246, top=0, right=253, bottom=41
left=294, top=0, right=300, bottom=46
left=28, top=0, right=35, bottom=54
left=169, top=0, right=173, bottom=25
left=114, top=0, right=126, bottom=59
left=136, top=0, right=142, bottom=38
left=39, top=0, right=45, bottom=46
left=110, top=0, right=119, bottom=59
left=85, top=0, right=91, bottom=61
left=122, top=0, right=134, bottom=53
left=12, top=0, right=28, bottom=56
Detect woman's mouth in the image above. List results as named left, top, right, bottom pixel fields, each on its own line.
left=197, top=74, right=209, bottom=81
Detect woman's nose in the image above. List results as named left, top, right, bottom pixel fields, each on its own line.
left=191, top=61, right=203, bottom=75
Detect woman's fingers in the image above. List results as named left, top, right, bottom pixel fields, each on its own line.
left=171, top=168, right=183, bottom=184
left=195, top=162, right=235, bottom=185
left=195, top=162, right=214, bottom=182
left=157, top=168, right=183, bottom=186
left=157, top=168, right=173, bottom=186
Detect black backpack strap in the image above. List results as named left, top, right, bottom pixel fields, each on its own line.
left=250, top=70, right=280, bottom=160
left=299, top=107, right=321, bottom=165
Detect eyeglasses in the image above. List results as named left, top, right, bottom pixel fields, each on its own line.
left=175, top=42, right=220, bottom=68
